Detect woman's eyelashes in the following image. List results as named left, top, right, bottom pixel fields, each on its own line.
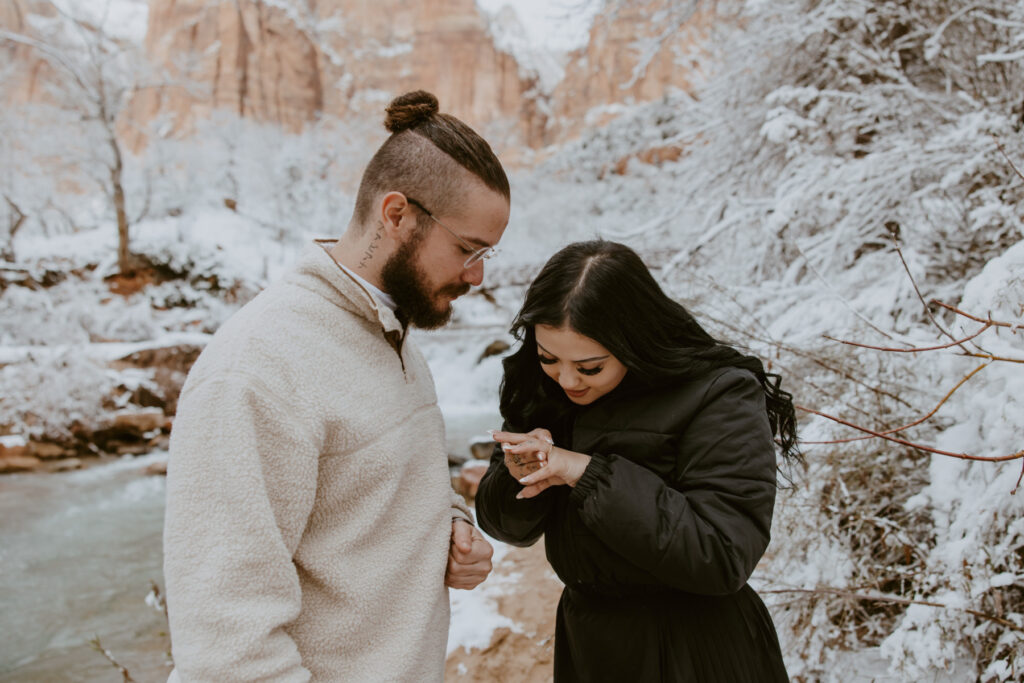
left=537, top=355, right=604, bottom=375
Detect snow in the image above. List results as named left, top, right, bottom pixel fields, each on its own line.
left=3, top=0, right=1024, bottom=679
left=53, top=0, right=149, bottom=43
left=476, top=0, right=599, bottom=52
left=447, top=531, right=517, bottom=655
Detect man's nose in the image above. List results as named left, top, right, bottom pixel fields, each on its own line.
left=462, top=260, right=484, bottom=287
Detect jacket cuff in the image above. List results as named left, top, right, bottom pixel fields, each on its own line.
left=569, top=452, right=612, bottom=506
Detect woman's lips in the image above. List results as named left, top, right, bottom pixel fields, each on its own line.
left=564, top=387, right=588, bottom=398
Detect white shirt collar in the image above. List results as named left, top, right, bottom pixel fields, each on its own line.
left=337, top=263, right=397, bottom=312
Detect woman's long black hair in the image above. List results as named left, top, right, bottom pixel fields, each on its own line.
left=499, top=240, right=800, bottom=465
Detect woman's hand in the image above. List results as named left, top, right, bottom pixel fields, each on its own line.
left=490, top=428, right=552, bottom=481
left=491, top=429, right=591, bottom=500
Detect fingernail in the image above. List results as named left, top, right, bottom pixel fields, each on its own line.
left=515, top=492, right=523, bottom=499
left=519, top=477, right=529, bottom=484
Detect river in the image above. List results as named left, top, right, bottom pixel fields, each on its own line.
left=0, top=411, right=499, bottom=682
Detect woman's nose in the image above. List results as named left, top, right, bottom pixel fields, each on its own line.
left=558, top=372, right=581, bottom=390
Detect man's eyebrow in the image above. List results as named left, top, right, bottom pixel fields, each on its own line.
left=536, top=341, right=609, bottom=364
left=464, top=235, right=493, bottom=249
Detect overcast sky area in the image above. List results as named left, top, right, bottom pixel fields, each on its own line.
left=475, top=0, right=601, bottom=51
left=55, top=0, right=601, bottom=51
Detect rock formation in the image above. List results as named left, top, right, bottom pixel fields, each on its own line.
left=132, top=0, right=546, bottom=149
left=2, top=0, right=711, bottom=153
left=0, top=0, right=54, bottom=104
left=549, top=0, right=713, bottom=138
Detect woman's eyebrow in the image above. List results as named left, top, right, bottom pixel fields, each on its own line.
left=536, top=341, right=609, bottom=364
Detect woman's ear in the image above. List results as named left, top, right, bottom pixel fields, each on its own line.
left=378, top=191, right=415, bottom=241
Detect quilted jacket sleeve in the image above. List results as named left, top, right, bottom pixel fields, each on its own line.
left=475, top=424, right=556, bottom=547
left=568, top=369, right=778, bottom=595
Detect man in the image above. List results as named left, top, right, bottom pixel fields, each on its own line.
left=163, top=90, right=509, bottom=681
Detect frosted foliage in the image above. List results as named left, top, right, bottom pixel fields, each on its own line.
left=500, top=0, right=1024, bottom=679
left=1, top=0, right=1022, bottom=677
left=174, top=113, right=370, bottom=241
left=0, top=351, right=116, bottom=439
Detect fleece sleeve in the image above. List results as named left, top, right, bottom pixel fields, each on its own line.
left=568, top=370, right=778, bottom=596
left=450, top=488, right=474, bottom=524
left=163, top=371, right=321, bottom=682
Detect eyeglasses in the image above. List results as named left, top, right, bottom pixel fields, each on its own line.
left=405, top=196, right=498, bottom=269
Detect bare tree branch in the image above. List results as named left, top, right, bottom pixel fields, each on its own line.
left=761, top=586, right=1024, bottom=634
left=802, top=362, right=990, bottom=445
left=931, top=300, right=1024, bottom=332
left=798, top=404, right=1024, bottom=463
left=89, top=636, right=135, bottom=682
left=892, top=238, right=965, bottom=348
left=993, top=136, right=1024, bottom=183
left=823, top=322, right=992, bottom=353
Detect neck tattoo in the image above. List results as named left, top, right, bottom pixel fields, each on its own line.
left=358, top=229, right=383, bottom=270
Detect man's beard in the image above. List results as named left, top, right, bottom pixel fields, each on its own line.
left=380, top=235, right=470, bottom=329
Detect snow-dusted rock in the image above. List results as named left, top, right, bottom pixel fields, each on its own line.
left=0, top=453, right=42, bottom=474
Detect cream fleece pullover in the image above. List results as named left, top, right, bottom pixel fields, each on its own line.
left=163, top=241, right=471, bottom=682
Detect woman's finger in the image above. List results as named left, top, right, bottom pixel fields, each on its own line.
left=503, top=440, right=547, bottom=454
left=526, top=428, right=554, bottom=445
left=512, top=461, right=543, bottom=479
left=504, top=450, right=542, bottom=469
left=490, top=430, right=531, bottom=445
left=518, top=463, right=558, bottom=486
left=516, top=480, right=551, bottom=499
left=503, top=445, right=544, bottom=480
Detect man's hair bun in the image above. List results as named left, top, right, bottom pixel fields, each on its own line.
left=384, top=90, right=440, bottom=134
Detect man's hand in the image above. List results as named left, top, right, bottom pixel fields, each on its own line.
left=445, top=518, right=494, bottom=590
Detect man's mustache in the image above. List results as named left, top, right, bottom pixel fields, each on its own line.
left=439, top=283, right=471, bottom=298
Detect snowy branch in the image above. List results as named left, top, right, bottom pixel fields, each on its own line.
left=800, top=363, right=989, bottom=445
left=762, top=586, right=1024, bottom=634
left=88, top=637, right=135, bottom=682
left=977, top=49, right=1024, bottom=64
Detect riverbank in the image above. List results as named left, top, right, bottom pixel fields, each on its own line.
left=446, top=540, right=561, bottom=682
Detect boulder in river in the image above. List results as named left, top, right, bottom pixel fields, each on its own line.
left=455, top=460, right=490, bottom=500
left=476, top=340, right=510, bottom=364
left=0, top=453, right=43, bottom=474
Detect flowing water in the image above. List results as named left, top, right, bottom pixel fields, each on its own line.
left=0, top=412, right=498, bottom=682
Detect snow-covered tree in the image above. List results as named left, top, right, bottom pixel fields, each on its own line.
left=512, top=0, right=1023, bottom=678
left=0, top=0, right=154, bottom=273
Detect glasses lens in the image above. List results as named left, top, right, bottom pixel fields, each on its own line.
left=464, top=248, right=496, bottom=269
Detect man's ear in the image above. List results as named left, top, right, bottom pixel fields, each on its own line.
left=378, top=191, right=415, bottom=241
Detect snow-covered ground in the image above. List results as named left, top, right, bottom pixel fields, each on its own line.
left=2, top=0, right=1023, bottom=680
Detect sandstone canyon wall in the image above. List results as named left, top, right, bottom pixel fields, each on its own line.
left=133, top=0, right=545, bottom=150
left=2, top=0, right=712, bottom=155
left=0, top=0, right=57, bottom=105
left=550, top=1, right=713, bottom=137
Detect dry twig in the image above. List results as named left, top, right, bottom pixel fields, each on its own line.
left=993, top=136, right=1024, bottom=183
left=801, top=363, right=989, bottom=445
left=798, top=404, right=1024, bottom=463
left=89, top=637, right=135, bottom=682
left=762, top=586, right=1024, bottom=634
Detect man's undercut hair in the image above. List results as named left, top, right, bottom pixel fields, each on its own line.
left=352, top=90, right=510, bottom=230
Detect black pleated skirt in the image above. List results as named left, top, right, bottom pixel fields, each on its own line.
left=553, top=584, right=788, bottom=682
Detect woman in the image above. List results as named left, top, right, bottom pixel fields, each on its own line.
left=475, top=240, right=799, bottom=682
